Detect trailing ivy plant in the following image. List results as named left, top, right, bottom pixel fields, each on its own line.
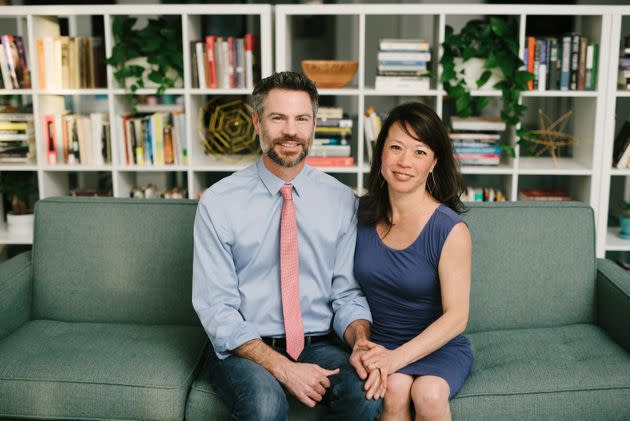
left=106, top=16, right=183, bottom=111
left=440, top=16, right=535, bottom=154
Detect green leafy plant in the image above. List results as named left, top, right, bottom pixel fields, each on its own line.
left=0, top=172, right=37, bottom=215
left=618, top=200, right=630, bottom=218
left=440, top=16, right=535, bottom=152
left=106, top=16, right=183, bottom=109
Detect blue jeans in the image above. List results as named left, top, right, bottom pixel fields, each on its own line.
left=208, top=337, right=382, bottom=421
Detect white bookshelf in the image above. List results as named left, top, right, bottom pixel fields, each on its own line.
left=0, top=4, right=273, bottom=244
left=0, top=4, right=627, bottom=255
left=597, top=7, right=630, bottom=257
left=276, top=3, right=614, bottom=256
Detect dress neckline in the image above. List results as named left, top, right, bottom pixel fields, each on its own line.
left=375, top=203, right=442, bottom=252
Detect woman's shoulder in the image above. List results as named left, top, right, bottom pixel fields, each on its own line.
left=435, top=203, right=463, bottom=225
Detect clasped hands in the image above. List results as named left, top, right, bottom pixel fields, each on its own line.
left=349, top=338, right=399, bottom=400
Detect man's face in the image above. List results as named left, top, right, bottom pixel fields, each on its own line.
left=255, top=89, right=316, bottom=168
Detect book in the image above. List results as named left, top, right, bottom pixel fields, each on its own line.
left=305, top=156, right=354, bottom=167
left=519, top=188, right=571, bottom=201
left=377, top=51, right=431, bottom=62
left=612, top=121, right=630, bottom=168
left=451, top=116, right=506, bottom=132
left=375, top=76, right=430, bottom=90
left=379, top=38, right=430, bottom=51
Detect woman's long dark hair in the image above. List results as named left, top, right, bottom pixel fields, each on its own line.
left=358, top=102, right=467, bottom=227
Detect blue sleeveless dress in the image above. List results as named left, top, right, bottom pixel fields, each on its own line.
left=354, top=204, right=473, bottom=399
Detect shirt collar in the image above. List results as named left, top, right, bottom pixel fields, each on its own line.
left=256, top=158, right=308, bottom=198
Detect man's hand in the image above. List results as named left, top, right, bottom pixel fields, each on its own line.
left=277, top=361, right=340, bottom=408
left=350, top=338, right=386, bottom=400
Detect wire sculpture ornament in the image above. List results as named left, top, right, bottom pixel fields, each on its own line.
left=521, top=109, right=578, bottom=166
left=197, top=96, right=259, bottom=156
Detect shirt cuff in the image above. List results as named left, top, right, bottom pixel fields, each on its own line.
left=213, top=322, right=261, bottom=360
left=332, top=299, right=373, bottom=342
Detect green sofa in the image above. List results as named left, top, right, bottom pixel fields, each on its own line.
left=0, top=198, right=629, bottom=420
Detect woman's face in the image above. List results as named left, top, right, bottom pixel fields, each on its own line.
left=380, top=121, right=437, bottom=195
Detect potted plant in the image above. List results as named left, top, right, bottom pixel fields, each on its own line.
left=106, top=15, right=183, bottom=110
left=439, top=16, right=535, bottom=152
left=0, top=171, right=37, bottom=236
left=618, top=200, right=630, bottom=239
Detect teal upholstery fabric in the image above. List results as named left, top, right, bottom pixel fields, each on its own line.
left=185, top=359, right=328, bottom=421
left=0, top=251, right=31, bottom=339
left=596, top=258, right=630, bottom=352
left=461, top=202, right=596, bottom=333
left=0, top=320, right=207, bottom=420
left=451, top=324, right=630, bottom=420
left=32, top=197, right=200, bottom=326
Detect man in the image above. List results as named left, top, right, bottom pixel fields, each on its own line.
left=192, top=71, right=383, bottom=420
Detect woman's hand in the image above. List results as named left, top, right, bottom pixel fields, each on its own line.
left=358, top=340, right=398, bottom=399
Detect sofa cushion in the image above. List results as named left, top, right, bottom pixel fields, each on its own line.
left=0, top=319, right=207, bottom=420
left=462, top=202, right=596, bottom=333
left=452, top=324, right=630, bottom=420
left=185, top=358, right=328, bottom=421
left=32, top=197, right=200, bottom=325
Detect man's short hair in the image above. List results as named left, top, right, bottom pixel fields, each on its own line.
left=251, top=71, right=319, bottom=117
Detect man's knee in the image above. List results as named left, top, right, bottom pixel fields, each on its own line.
left=239, top=385, right=288, bottom=421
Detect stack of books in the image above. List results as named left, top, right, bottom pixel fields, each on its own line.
left=519, top=188, right=571, bottom=201
left=618, top=36, right=630, bottom=91
left=119, top=109, right=187, bottom=166
left=0, top=34, right=31, bottom=89
left=306, top=106, right=354, bottom=167
left=35, top=36, right=105, bottom=89
left=191, top=34, right=257, bottom=89
left=42, top=112, right=111, bottom=165
left=374, top=38, right=431, bottom=91
left=524, top=33, right=598, bottom=91
left=450, top=116, right=505, bottom=166
left=0, top=112, right=34, bottom=162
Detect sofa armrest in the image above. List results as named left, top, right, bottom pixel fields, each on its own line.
left=596, top=258, right=630, bottom=352
left=0, top=250, right=32, bottom=339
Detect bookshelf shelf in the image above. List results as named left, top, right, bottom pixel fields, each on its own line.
left=460, top=165, right=515, bottom=175
left=0, top=89, right=34, bottom=95
left=521, top=90, right=599, bottom=98
left=616, top=91, right=630, bottom=97
left=517, top=157, right=592, bottom=175
left=363, top=88, right=441, bottom=97
left=605, top=228, right=630, bottom=251
left=0, top=225, right=33, bottom=245
left=43, top=165, right=114, bottom=172
left=37, top=89, right=110, bottom=95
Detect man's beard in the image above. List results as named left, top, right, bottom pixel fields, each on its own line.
left=264, top=135, right=310, bottom=168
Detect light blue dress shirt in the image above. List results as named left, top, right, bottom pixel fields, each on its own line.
left=193, top=158, right=372, bottom=359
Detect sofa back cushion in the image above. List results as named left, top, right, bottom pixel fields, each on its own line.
left=462, top=201, right=596, bottom=333
left=32, top=197, right=200, bottom=325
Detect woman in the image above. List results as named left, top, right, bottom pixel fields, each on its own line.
left=354, top=102, right=473, bottom=421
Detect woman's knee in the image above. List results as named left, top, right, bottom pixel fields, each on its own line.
left=410, top=376, right=449, bottom=418
left=383, top=374, right=413, bottom=414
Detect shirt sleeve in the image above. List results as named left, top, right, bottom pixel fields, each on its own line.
left=192, top=191, right=261, bottom=359
left=330, top=193, right=373, bottom=341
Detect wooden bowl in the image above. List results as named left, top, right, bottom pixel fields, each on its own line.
left=301, top=60, right=358, bottom=88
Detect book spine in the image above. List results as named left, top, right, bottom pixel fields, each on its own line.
left=14, top=36, right=30, bottom=88
left=570, top=33, right=580, bottom=90
left=560, top=35, right=571, bottom=91
left=527, top=36, right=535, bottom=90
left=577, top=36, right=587, bottom=91
left=244, top=34, right=255, bottom=89
left=205, top=35, right=217, bottom=89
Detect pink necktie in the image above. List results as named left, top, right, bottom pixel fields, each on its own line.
left=279, top=183, right=304, bottom=360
